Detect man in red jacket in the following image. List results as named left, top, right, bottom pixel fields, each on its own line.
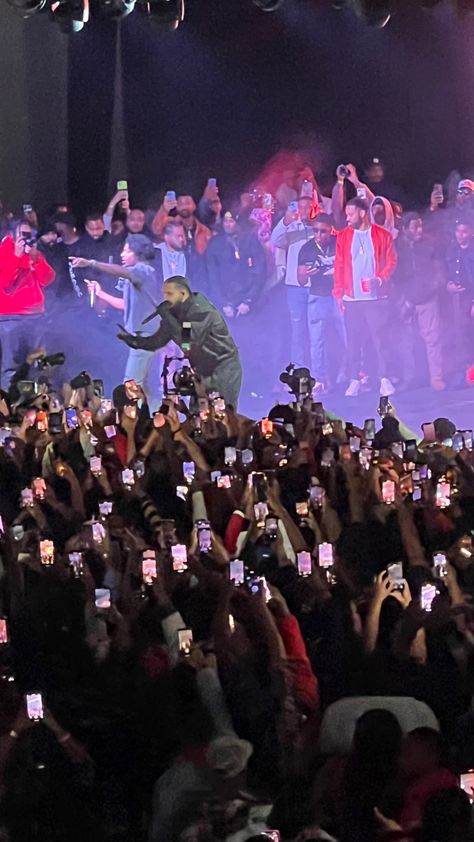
left=0, top=222, right=55, bottom=387
left=334, top=197, right=397, bottom=397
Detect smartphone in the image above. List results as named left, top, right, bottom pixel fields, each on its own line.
left=17, top=380, right=38, bottom=397
left=422, top=422, right=436, bottom=443
left=11, top=524, right=25, bottom=542
left=142, top=550, right=157, bottom=582
left=65, top=408, right=79, bottom=430
left=297, top=551, right=312, bottom=577
left=318, top=542, right=333, bottom=568
left=49, top=411, right=63, bottom=434
left=357, top=187, right=367, bottom=200
left=90, top=455, right=102, bottom=476
left=99, top=398, right=113, bottom=416
left=339, top=443, right=352, bottom=462
left=210, top=470, right=222, bottom=483
left=254, top=502, right=269, bottom=526
left=25, top=409, right=36, bottom=427
left=217, top=475, right=232, bottom=489
left=0, top=618, right=8, bottom=645
left=36, top=410, right=48, bottom=433
left=39, top=539, right=54, bottom=566
left=296, top=501, right=309, bottom=517
left=433, top=182, right=444, bottom=200
left=310, top=486, right=325, bottom=507
left=387, top=561, right=404, bottom=586
left=104, top=424, right=116, bottom=438
left=391, top=442, right=404, bottom=459
left=421, top=583, right=438, bottom=612
left=321, top=448, right=335, bottom=468
left=265, top=515, right=278, bottom=538
left=21, top=488, right=34, bottom=508
left=378, top=396, right=392, bottom=418
left=349, top=435, right=361, bottom=453
left=178, top=628, right=193, bottom=656
left=33, top=478, right=46, bottom=500
left=117, top=180, right=128, bottom=191
left=69, top=552, right=84, bottom=578
left=225, top=446, right=237, bottom=466
left=452, top=432, right=464, bottom=453
left=382, top=480, right=396, bottom=504
left=462, top=430, right=473, bottom=451
left=413, top=485, right=422, bottom=502
left=260, top=417, right=274, bottom=437
left=121, top=468, right=135, bottom=487
left=26, top=692, right=44, bottom=721
left=183, top=461, right=195, bottom=483
left=176, top=485, right=188, bottom=501
left=435, top=481, right=451, bottom=508
left=99, top=501, right=113, bottom=516
left=92, top=379, right=105, bottom=398
left=92, top=522, right=106, bottom=544
left=213, top=397, right=226, bottom=416
left=404, top=439, right=417, bottom=460
left=171, top=544, right=188, bottom=573
left=241, top=448, right=254, bottom=465
left=433, top=552, right=448, bottom=579
left=166, top=190, right=177, bottom=202
left=196, top=520, right=212, bottom=553
left=229, top=559, right=245, bottom=585
left=359, top=448, right=373, bottom=470
left=95, top=588, right=111, bottom=609
left=288, top=200, right=298, bottom=213
left=460, top=769, right=474, bottom=802
left=207, top=178, right=217, bottom=188
left=364, top=418, right=375, bottom=441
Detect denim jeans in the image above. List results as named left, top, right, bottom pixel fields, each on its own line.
left=0, top=315, right=46, bottom=389
left=124, top=347, right=161, bottom=412
left=286, top=285, right=309, bottom=366
left=307, top=294, right=347, bottom=382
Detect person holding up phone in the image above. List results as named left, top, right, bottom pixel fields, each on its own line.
left=70, top=234, right=162, bottom=410
left=152, top=191, right=212, bottom=294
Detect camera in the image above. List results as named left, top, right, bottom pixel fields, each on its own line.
left=36, top=352, right=65, bottom=370
left=70, top=370, right=91, bottom=389
left=338, top=164, right=350, bottom=178
left=279, top=364, right=315, bottom=400
left=172, top=365, right=196, bottom=397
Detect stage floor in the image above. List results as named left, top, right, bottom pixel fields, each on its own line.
left=240, top=384, right=474, bottom=437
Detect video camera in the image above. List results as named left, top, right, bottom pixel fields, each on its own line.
left=279, top=364, right=315, bottom=402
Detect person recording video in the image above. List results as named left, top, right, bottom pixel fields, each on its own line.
left=117, top=275, right=242, bottom=408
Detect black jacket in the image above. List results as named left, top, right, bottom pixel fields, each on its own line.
left=131, top=292, right=240, bottom=377
left=394, top=235, right=444, bottom=305
left=206, top=231, right=267, bottom=309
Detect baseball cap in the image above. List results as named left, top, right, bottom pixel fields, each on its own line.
left=458, top=179, right=474, bottom=193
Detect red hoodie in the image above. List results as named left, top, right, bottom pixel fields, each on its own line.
left=333, top=224, right=397, bottom=300
left=0, top=236, right=55, bottom=316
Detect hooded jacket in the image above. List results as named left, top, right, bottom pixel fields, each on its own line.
left=369, top=196, right=398, bottom=240
left=0, top=235, right=55, bottom=316
left=129, top=292, right=240, bottom=376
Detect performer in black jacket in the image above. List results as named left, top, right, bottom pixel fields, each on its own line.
left=118, top=275, right=242, bottom=408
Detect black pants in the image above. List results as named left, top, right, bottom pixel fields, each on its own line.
left=203, top=353, right=243, bottom=410
left=344, top=299, right=390, bottom=380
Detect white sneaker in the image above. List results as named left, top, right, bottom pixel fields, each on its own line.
left=345, top=379, right=360, bottom=397
left=380, top=377, right=395, bottom=396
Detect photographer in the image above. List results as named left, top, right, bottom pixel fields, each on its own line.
left=0, top=222, right=55, bottom=388
left=117, top=275, right=242, bottom=408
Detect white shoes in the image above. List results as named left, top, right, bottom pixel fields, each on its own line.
left=380, top=377, right=395, bottom=397
left=345, top=379, right=360, bottom=397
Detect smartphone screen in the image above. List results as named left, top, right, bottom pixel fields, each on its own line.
left=460, top=770, right=474, bottom=802
left=210, top=470, right=222, bottom=483
left=69, top=552, right=84, bottom=578
left=99, top=501, right=113, bottom=516
left=142, top=550, right=157, bottom=582
left=217, top=475, right=232, bottom=489
left=265, top=516, right=278, bottom=536
left=321, top=448, right=334, bottom=467
left=391, top=442, right=404, bottom=459
left=359, top=448, right=372, bottom=470
left=422, top=422, right=436, bottom=443
left=382, top=480, right=396, bottom=504
left=92, top=522, right=106, bottom=544
left=225, top=446, right=237, bottom=466
left=196, top=520, right=212, bottom=552
left=229, top=559, right=245, bottom=585
left=39, top=539, right=54, bottom=566
left=421, top=583, right=438, bottom=612
left=297, top=551, right=312, bottom=577
left=178, top=628, right=193, bottom=655
left=364, top=418, right=375, bottom=441
left=0, top=618, right=8, bottom=645
left=117, top=180, right=128, bottom=191
left=166, top=190, right=176, bottom=202
left=433, top=552, right=448, bottom=578
left=121, top=468, right=135, bottom=487
left=254, top=502, right=268, bottom=526
left=21, top=488, right=34, bottom=508
left=387, top=562, right=403, bottom=585
left=260, top=417, right=274, bottom=437
left=452, top=432, right=464, bottom=453
left=104, top=424, right=116, bottom=438
left=95, top=588, right=111, bottom=609
left=296, top=501, right=309, bottom=517
left=378, top=396, right=391, bottom=417
left=33, top=477, right=46, bottom=500
left=26, top=692, right=44, bottom=721
left=36, top=411, right=48, bottom=432
left=171, top=544, right=188, bottom=573
left=318, top=543, right=334, bottom=568
left=349, top=435, right=361, bottom=453
left=241, top=448, right=254, bottom=465
left=462, top=430, right=473, bottom=451
left=435, top=481, right=451, bottom=508
left=90, top=456, right=102, bottom=475
left=310, top=486, right=325, bottom=507
left=412, top=485, right=422, bottom=502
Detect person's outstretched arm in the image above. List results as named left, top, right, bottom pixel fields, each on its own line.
left=70, top=256, right=132, bottom=280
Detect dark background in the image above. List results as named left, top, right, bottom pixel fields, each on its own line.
left=2, top=0, right=474, bottom=214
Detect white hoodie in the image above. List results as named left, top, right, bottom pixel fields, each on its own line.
left=369, top=195, right=398, bottom=239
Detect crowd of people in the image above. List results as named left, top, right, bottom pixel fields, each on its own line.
left=2, top=155, right=474, bottom=408
left=2, top=155, right=474, bottom=840
left=1, top=346, right=474, bottom=840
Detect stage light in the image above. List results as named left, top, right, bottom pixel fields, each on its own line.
left=353, top=0, right=392, bottom=26
left=96, top=0, right=135, bottom=17
left=50, top=0, right=89, bottom=32
left=137, top=0, right=184, bottom=29
left=252, top=0, right=285, bottom=10
left=7, top=0, right=47, bottom=18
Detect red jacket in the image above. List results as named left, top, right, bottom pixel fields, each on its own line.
left=333, top=224, right=397, bottom=300
left=0, top=236, right=55, bottom=316
left=276, top=614, right=319, bottom=713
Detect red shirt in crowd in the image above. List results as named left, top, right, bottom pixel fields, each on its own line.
left=0, top=235, right=55, bottom=316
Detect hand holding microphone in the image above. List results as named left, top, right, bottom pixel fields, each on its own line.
left=84, top=279, right=101, bottom=308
